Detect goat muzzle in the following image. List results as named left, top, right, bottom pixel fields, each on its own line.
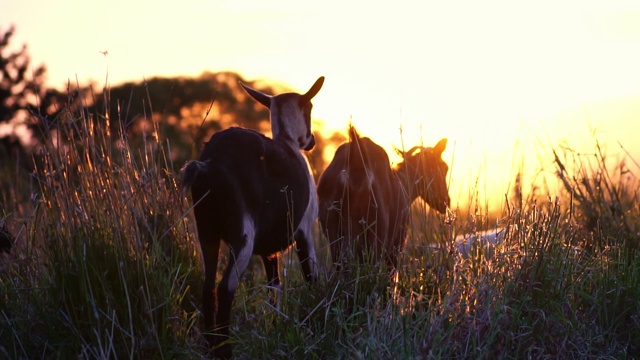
left=303, top=135, right=316, bottom=151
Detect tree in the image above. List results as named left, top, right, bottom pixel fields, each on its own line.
left=0, top=25, right=53, bottom=160
left=92, top=72, right=285, bottom=165
left=94, top=72, right=340, bottom=173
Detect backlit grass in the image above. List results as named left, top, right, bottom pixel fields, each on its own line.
left=1, top=85, right=638, bottom=359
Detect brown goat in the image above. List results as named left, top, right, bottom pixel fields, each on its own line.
left=317, top=126, right=449, bottom=270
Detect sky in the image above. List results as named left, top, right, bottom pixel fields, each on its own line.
left=3, top=0, right=640, bottom=212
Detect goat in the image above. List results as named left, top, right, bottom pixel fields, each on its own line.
left=181, top=76, right=324, bottom=358
left=0, top=219, right=12, bottom=254
left=317, top=126, right=450, bottom=271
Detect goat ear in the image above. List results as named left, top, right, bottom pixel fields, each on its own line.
left=240, top=82, right=271, bottom=108
left=299, top=76, right=325, bottom=105
left=434, top=138, right=448, bottom=156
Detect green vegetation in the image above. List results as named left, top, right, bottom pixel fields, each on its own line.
left=1, top=83, right=638, bottom=359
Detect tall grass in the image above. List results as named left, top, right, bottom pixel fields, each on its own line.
left=0, top=85, right=204, bottom=358
left=1, top=84, right=639, bottom=359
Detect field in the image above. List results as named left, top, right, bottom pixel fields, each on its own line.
left=1, top=94, right=639, bottom=359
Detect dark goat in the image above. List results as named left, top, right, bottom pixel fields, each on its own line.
left=0, top=220, right=12, bottom=254
left=181, top=76, right=324, bottom=358
left=317, top=126, right=449, bottom=270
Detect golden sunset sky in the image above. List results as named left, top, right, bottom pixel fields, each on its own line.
left=3, top=0, right=640, bottom=211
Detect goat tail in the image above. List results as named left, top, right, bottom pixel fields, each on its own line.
left=180, top=160, right=209, bottom=191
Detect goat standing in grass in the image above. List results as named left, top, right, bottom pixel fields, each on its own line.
left=317, top=126, right=450, bottom=271
left=181, top=76, right=324, bottom=358
left=0, top=220, right=12, bottom=254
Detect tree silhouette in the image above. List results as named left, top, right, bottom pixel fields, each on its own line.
left=92, top=71, right=294, bottom=166
left=0, top=25, right=49, bottom=159
left=96, top=72, right=343, bottom=173
left=0, top=27, right=340, bottom=174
